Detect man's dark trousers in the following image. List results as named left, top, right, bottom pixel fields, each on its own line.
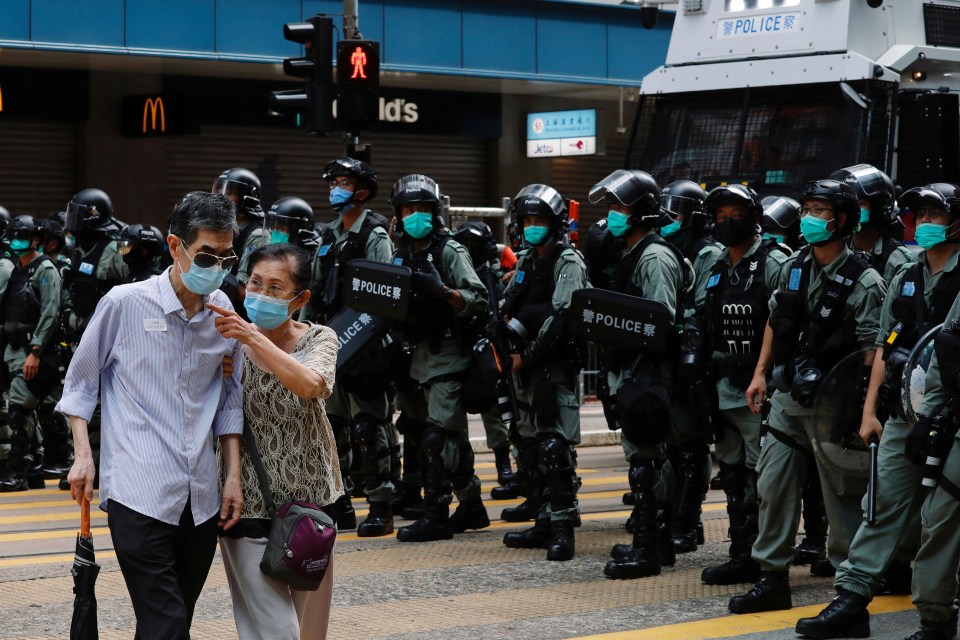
left=108, top=499, right=219, bottom=640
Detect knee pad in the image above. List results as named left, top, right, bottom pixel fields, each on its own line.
left=7, top=406, right=28, bottom=433
left=423, top=427, right=447, bottom=458
left=628, top=459, right=660, bottom=492
left=353, top=421, right=379, bottom=453
left=538, top=433, right=573, bottom=473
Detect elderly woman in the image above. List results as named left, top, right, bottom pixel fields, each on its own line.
left=211, top=243, right=341, bottom=640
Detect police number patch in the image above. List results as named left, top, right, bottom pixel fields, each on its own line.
left=706, top=273, right=721, bottom=289
left=788, top=268, right=802, bottom=291
left=902, top=281, right=916, bottom=296
left=516, top=271, right=526, bottom=284
left=318, top=245, right=331, bottom=257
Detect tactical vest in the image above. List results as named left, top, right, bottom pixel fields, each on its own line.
left=68, top=239, right=119, bottom=318
left=311, top=211, right=389, bottom=319
left=393, top=233, right=459, bottom=351
left=770, top=247, right=870, bottom=373
left=500, top=244, right=567, bottom=335
left=673, top=229, right=715, bottom=264
left=5, top=255, right=53, bottom=327
left=890, top=260, right=960, bottom=348
left=705, top=240, right=777, bottom=360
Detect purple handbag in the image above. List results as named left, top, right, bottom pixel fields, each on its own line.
left=243, top=423, right=336, bottom=591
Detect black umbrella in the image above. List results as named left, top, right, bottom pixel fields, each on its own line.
left=70, top=497, right=99, bottom=640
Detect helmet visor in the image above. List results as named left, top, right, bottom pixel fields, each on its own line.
left=65, top=202, right=95, bottom=232
left=118, top=239, right=134, bottom=256
left=839, top=164, right=891, bottom=198
left=391, top=174, right=440, bottom=209
left=588, top=170, right=644, bottom=206
left=761, top=196, right=801, bottom=229
left=899, top=187, right=950, bottom=216
left=213, top=179, right=252, bottom=199
left=264, top=212, right=307, bottom=235
left=661, top=194, right=700, bottom=220
left=513, top=185, right=564, bottom=218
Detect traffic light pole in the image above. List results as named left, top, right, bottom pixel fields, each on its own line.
left=343, top=0, right=359, bottom=40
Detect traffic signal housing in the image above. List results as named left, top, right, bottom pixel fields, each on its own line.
left=270, top=15, right=333, bottom=134
left=337, top=40, right=380, bottom=135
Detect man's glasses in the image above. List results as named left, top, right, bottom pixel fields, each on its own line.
left=328, top=179, right=356, bottom=190
left=247, top=278, right=300, bottom=299
left=800, top=206, right=835, bottom=218
left=179, top=238, right=238, bottom=270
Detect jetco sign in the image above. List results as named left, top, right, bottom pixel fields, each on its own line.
left=527, top=109, right=597, bottom=158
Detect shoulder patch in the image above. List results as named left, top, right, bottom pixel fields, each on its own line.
left=706, top=273, right=721, bottom=289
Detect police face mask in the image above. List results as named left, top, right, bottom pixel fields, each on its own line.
left=9, top=239, right=31, bottom=255
left=177, top=243, right=228, bottom=295
left=523, top=225, right=552, bottom=247
left=243, top=291, right=296, bottom=329
left=606, top=210, right=632, bottom=237
left=859, top=207, right=871, bottom=225
left=914, top=223, right=949, bottom=249
left=800, top=215, right=834, bottom=245
left=762, top=232, right=786, bottom=243
left=329, top=187, right=354, bottom=213
left=269, top=230, right=289, bottom=245
left=713, top=217, right=756, bottom=247
left=659, top=220, right=681, bottom=238
left=402, top=212, right=434, bottom=239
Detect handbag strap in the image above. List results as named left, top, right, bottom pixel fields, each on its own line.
left=241, top=416, right=277, bottom=517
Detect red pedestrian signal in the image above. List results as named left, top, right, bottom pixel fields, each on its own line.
left=337, top=40, right=379, bottom=134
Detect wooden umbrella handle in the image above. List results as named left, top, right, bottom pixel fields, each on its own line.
left=80, top=496, right=90, bottom=537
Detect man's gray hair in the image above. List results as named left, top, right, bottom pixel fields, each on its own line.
left=168, top=192, right=239, bottom=246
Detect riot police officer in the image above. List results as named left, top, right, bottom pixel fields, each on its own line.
left=452, top=220, right=519, bottom=498
left=264, top=197, right=318, bottom=249
left=389, top=174, right=490, bottom=542
left=659, top=180, right=724, bottom=553
left=62, top=188, right=128, bottom=336
left=587, top=169, right=686, bottom=579
left=0, top=216, right=62, bottom=491
left=760, top=195, right=803, bottom=250
left=729, top=179, right=885, bottom=614
left=118, top=224, right=165, bottom=283
left=497, top=185, right=589, bottom=561
left=834, top=164, right=914, bottom=283
left=303, top=157, right=396, bottom=535
left=796, top=183, right=960, bottom=639
left=691, top=185, right=791, bottom=585
left=212, top=167, right=265, bottom=286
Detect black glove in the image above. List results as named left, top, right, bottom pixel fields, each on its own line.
left=412, top=262, right=445, bottom=299
left=905, top=415, right=933, bottom=466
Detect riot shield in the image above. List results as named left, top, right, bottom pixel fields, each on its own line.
left=327, top=307, right=390, bottom=371
left=902, top=324, right=942, bottom=428
left=568, top=288, right=673, bottom=354
left=342, top=259, right=411, bottom=321
left=809, top=348, right=872, bottom=485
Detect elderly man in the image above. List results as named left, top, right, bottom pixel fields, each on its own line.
left=60, top=191, right=244, bottom=640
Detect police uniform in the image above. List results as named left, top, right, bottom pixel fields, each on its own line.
left=394, top=232, right=489, bottom=540
left=304, top=209, right=396, bottom=533
left=0, top=255, right=62, bottom=490
left=749, top=247, right=884, bottom=579
left=697, top=237, right=790, bottom=582
left=500, top=242, right=589, bottom=549
left=234, top=221, right=266, bottom=285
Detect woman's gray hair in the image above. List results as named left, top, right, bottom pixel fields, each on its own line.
left=168, top=192, right=239, bottom=246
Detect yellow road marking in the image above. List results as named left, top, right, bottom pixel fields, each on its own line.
left=0, top=488, right=89, bottom=499
left=0, top=499, right=84, bottom=511
left=0, top=510, right=106, bottom=525
left=0, top=526, right=111, bottom=543
left=570, top=595, right=913, bottom=639
left=0, top=549, right=117, bottom=568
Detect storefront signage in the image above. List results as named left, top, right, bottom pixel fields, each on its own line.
left=526, top=109, right=596, bottom=158
left=0, top=68, right=88, bottom=120
left=121, top=93, right=191, bottom=137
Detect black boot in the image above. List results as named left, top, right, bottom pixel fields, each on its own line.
left=547, top=521, right=575, bottom=561
left=501, top=438, right=541, bottom=522
left=672, top=444, right=709, bottom=554
left=710, top=468, right=724, bottom=491
left=702, top=464, right=761, bottom=585
left=357, top=501, right=394, bottom=537
left=729, top=571, right=792, bottom=614
left=490, top=445, right=521, bottom=500
left=811, top=558, right=837, bottom=578
left=624, top=459, right=648, bottom=533
left=605, top=460, right=661, bottom=579
left=795, top=588, right=870, bottom=639
left=0, top=424, right=29, bottom=493
left=658, top=506, right=676, bottom=567
left=396, top=503, right=453, bottom=542
left=905, top=618, right=958, bottom=640
left=334, top=494, right=356, bottom=529
left=449, top=496, right=490, bottom=533
left=393, top=482, right=426, bottom=521
left=622, top=491, right=635, bottom=505
left=503, top=518, right=551, bottom=549
left=795, top=455, right=828, bottom=566
left=39, top=407, right=72, bottom=479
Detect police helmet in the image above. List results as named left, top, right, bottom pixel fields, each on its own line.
left=898, top=183, right=960, bottom=219
left=510, top=184, right=568, bottom=246
left=212, top=167, right=262, bottom=218
left=390, top=174, right=443, bottom=236
left=800, top=179, right=861, bottom=237
left=42, top=216, right=66, bottom=251
left=265, top=197, right=316, bottom=248
left=829, top=164, right=897, bottom=228
left=322, top=157, right=378, bottom=200
left=453, top=221, right=498, bottom=264
left=118, top=223, right=165, bottom=263
left=704, top=184, right=764, bottom=223
left=9, top=215, right=42, bottom=244
left=661, top=180, right=709, bottom=230
left=66, top=188, right=114, bottom=233
left=0, top=205, right=10, bottom=239
left=588, top=169, right=667, bottom=228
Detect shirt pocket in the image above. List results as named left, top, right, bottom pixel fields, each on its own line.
left=191, top=352, right=228, bottom=391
